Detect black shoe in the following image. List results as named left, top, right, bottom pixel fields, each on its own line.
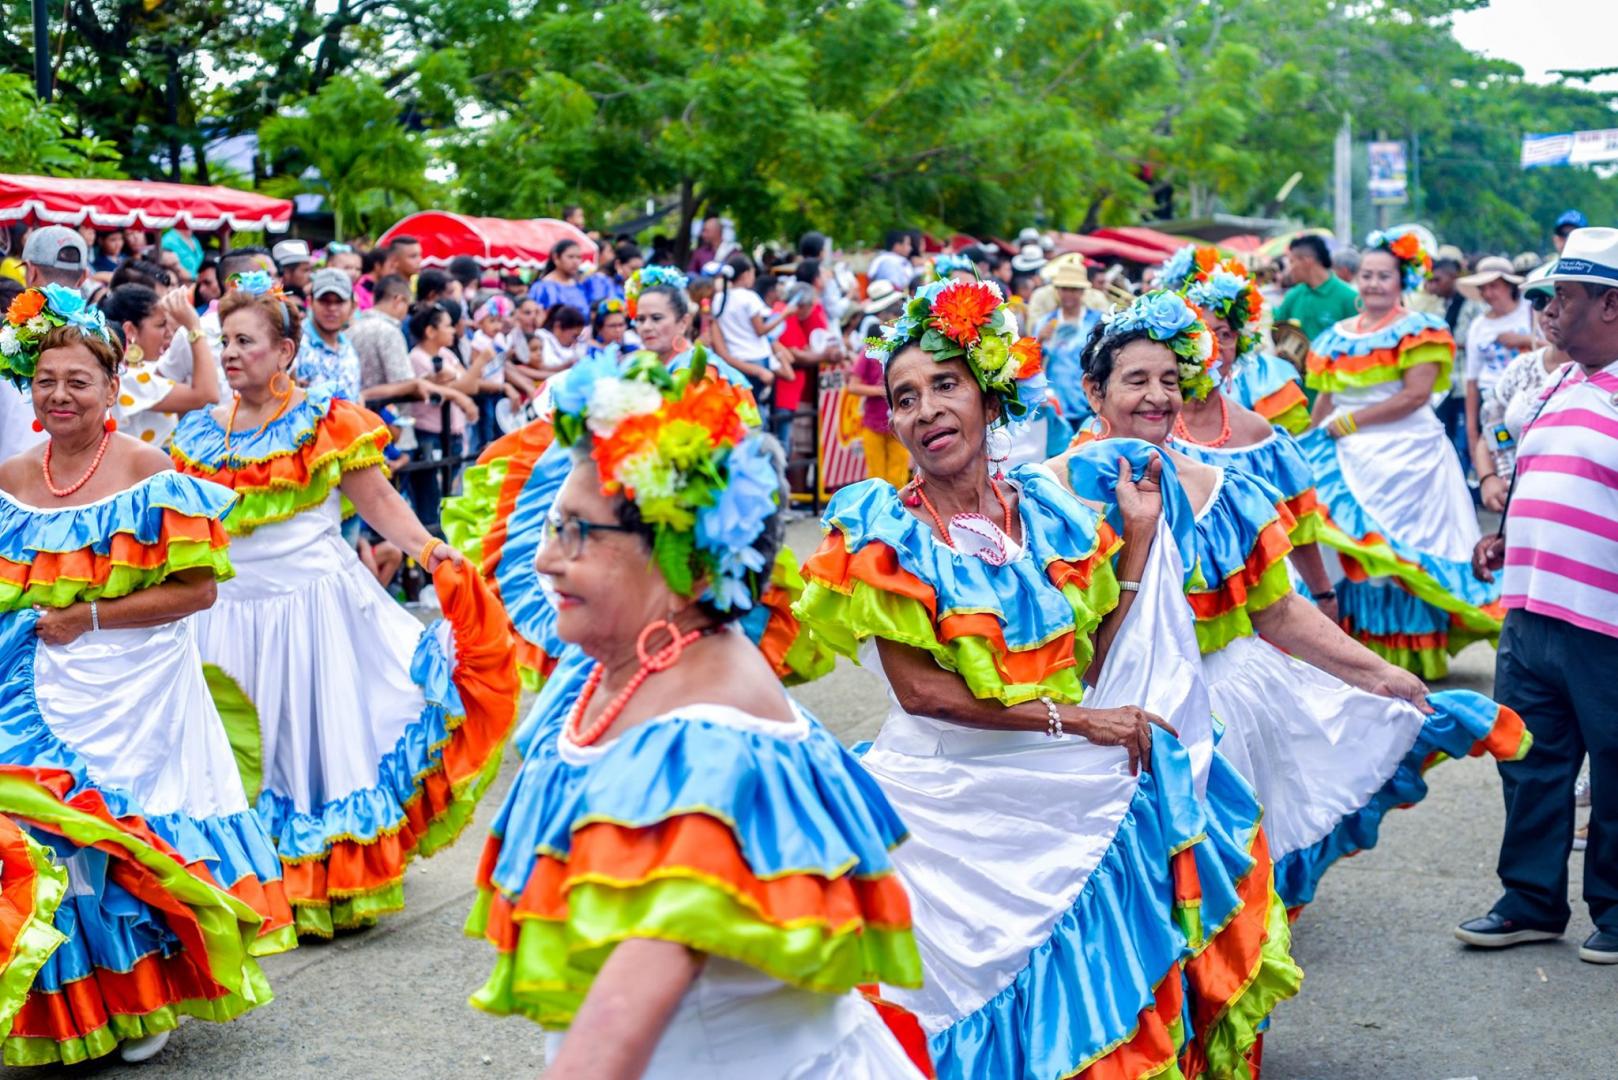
left=1454, top=912, right=1562, bottom=949
left=1579, top=929, right=1618, bottom=964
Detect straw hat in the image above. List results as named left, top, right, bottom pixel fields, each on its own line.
left=1049, top=262, right=1090, bottom=290
left=862, top=279, right=906, bottom=315
left=1457, top=255, right=1524, bottom=301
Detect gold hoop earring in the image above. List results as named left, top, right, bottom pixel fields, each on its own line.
left=124, top=343, right=145, bottom=366
left=270, top=369, right=292, bottom=397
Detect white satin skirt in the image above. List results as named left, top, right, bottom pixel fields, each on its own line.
left=34, top=619, right=249, bottom=819
left=1202, top=633, right=1426, bottom=863
left=191, top=498, right=431, bottom=816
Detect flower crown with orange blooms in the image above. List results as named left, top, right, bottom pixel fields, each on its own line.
left=1366, top=228, right=1433, bottom=292
left=866, top=278, right=1046, bottom=423
left=0, top=285, right=113, bottom=388
left=549, top=345, right=777, bottom=611
left=1157, top=244, right=1266, bottom=363
left=623, top=265, right=689, bottom=321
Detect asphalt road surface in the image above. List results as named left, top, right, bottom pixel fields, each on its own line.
left=18, top=523, right=1610, bottom=1079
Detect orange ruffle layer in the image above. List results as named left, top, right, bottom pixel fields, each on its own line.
left=477, top=419, right=555, bottom=584
left=802, top=525, right=1118, bottom=688
left=0, top=510, right=227, bottom=590
left=756, top=581, right=806, bottom=680
left=1187, top=512, right=1295, bottom=622
left=1251, top=381, right=1308, bottom=424
left=476, top=813, right=912, bottom=949
left=1305, top=326, right=1453, bottom=381
left=173, top=398, right=389, bottom=492
left=1074, top=969, right=1186, bottom=1080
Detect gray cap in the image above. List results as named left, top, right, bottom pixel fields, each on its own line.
left=309, top=267, right=353, bottom=300
left=272, top=238, right=312, bottom=267
left=21, top=225, right=89, bottom=271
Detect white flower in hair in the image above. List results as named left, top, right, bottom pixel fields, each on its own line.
left=616, top=449, right=678, bottom=500
left=24, top=316, right=47, bottom=335
left=0, top=326, right=17, bottom=357
left=585, top=377, right=664, bottom=438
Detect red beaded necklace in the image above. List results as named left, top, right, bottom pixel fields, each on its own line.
left=566, top=622, right=719, bottom=748
left=1173, top=393, right=1232, bottom=447
left=908, top=474, right=1013, bottom=548
left=42, top=429, right=113, bottom=498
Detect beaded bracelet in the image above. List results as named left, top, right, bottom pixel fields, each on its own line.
left=1039, top=695, right=1064, bottom=738
left=419, top=539, right=441, bottom=570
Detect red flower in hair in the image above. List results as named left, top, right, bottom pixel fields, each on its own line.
left=929, top=282, right=1001, bottom=347
left=6, top=290, right=44, bottom=326
left=1010, top=336, right=1042, bottom=379
left=1389, top=233, right=1421, bottom=261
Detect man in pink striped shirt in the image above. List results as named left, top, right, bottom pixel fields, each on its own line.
left=1461, top=227, right=1618, bottom=964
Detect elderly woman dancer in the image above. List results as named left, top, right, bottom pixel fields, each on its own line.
left=466, top=351, right=925, bottom=1076
left=169, top=273, right=517, bottom=939
left=1302, top=230, right=1503, bottom=676
left=0, top=287, right=290, bottom=1066
left=795, top=279, right=1298, bottom=1079
left=1056, top=291, right=1531, bottom=913
left=443, top=267, right=826, bottom=697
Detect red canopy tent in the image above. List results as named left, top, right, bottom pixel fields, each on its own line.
left=377, top=211, right=598, bottom=271
left=0, top=173, right=292, bottom=232
left=1088, top=226, right=1186, bottom=259
left=1049, top=232, right=1168, bottom=265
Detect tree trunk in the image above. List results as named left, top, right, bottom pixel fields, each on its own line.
left=673, top=177, right=704, bottom=269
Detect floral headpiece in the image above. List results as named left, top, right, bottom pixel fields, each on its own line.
left=595, top=297, right=625, bottom=318
left=476, top=295, right=513, bottom=321
left=624, top=265, right=690, bottom=320
left=1158, top=244, right=1266, bottom=364
left=228, top=270, right=295, bottom=334
left=1099, top=289, right=1218, bottom=401
left=1366, top=228, right=1433, bottom=292
left=865, top=278, right=1046, bottom=423
left=0, top=285, right=114, bottom=388
left=549, top=346, right=777, bottom=612
left=930, top=253, right=974, bottom=281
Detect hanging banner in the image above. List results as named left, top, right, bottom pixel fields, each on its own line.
left=1521, top=128, right=1618, bottom=169
left=815, top=364, right=868, bottom=500
left=1367, top=140, right=1408, bottom=205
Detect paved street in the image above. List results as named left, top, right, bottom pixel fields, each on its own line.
left=20, top=522, right=1611, bottom=1079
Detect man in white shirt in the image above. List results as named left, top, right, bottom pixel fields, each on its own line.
left=866, top=230, right=916, bottom=293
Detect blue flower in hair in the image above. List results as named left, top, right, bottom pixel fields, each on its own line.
left=549, top=349, right=620, bottom=416
left=232, top=269, right=276, bottom=296
left=638, top=265, right=689, bottom=291
left=1157, top=245, right=1197, bottom=291
left=42, top=284, right=86, bottom=319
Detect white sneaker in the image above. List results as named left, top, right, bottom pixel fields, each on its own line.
left=118, top=1029, right=172, bottom=1064
left=1576, top=774, right=1592, bottom=808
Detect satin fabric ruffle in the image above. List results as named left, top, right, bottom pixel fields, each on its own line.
left=797, top=467, right=1121, bottom=706
left=466, top=652, right=923, bottom=1074
left=1170, top=430, right=1322, bottom=546
left=171, top=385, right=389, bottom=535
left=1224, top=353, right=1309, bottom=434
left=0, top=472, right=235, bottom=609
left=1299, top=426, right=1503, bottom=677
left=1304, top=311, right=1455, bottom=394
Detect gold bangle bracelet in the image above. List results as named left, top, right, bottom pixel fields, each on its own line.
left=419, top=539, right=440, bottom=569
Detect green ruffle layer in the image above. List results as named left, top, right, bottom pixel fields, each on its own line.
left=1310, top=340, right=1453, bottom=395
left=1195, top=885, right=1302, bottom=1080
left=440, top=457, right=510, bottom=568
left=1270, top=401, right=1311, bottom=436
left=466, top=875, right=922, bottom=1028
left=1315, top=520, right=1501, bottom=638
left=0, top=539, right=233, bottom=613
left=1192, top=558, right=1293, bottom=656
left=0, top=830, right=68, bottom=1039
left=223, top=437, right=387, bottom=537
left=796, top=566, right=1119, bottom=706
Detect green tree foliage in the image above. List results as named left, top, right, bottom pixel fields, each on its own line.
left=3, top=0, right=1615, bottom=254
left=259, top=74, right=430, bottom=239
left=0, top=74, right=120, bottom=177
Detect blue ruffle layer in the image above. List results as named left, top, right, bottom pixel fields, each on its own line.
left=487, top=654, right=908, bottom=897
left=1271, top=689, right=1506, bottom=909
left=0, top=610, right=283, bottom=976
left=820, top=465, right=1112, bottom=652
left=1189, top=469, right=1290, bottom=595
left=1172, top=430, right=1316, bottom=504
left=495, top=439, right=570, bottom=665
left=253, top=619, right=467, bottom=861
left=0, top=471, right=235, bottom=566
left=172, top=383, right=342, bottom=470
left=925, top=734, right=1205, bottom=1079
left=1298, top=427, right=1501, bottom=611
left=1064, top=438, right=1198, bottom=570
left=1224, top=352, right=1303, bottom=412
left=1306, top=309, right=1451, bottom=378
left=1338, top=578, right=1450, bottom=637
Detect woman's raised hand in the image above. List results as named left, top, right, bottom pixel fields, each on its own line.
left=1115, top=452, right=1163, bottom=538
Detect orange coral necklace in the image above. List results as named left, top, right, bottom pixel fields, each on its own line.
left=42, top=430, right=112, bottom=498
left=1173, top=393, right=1232, bottom=447
left=906, top=474, right=1013, bottom=548
left=567, top=623, right=721, bottom=748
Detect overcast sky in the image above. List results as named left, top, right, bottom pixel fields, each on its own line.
left=1451, top=0, right=1618, bottom=96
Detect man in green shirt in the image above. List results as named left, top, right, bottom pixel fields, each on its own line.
left=1275, top=234, right=1361, bottom=341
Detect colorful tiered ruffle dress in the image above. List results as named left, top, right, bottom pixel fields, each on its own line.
left=796, top=465, right=1298, bottom=1080
left=1303, top=311, right=1503, bottom=676
left=170, top=387, right=518, bottom=938
left=1073, top=440, right=1531, bottom=913
left=467, top=645, right=927, bottom=1077
left=0, top=473, right=292, bottom=1065
left=1223, top=353, right=1309, bottom=435
left=441, top=416, right=831, bottom=697
left=1171, top=427, right=1323, bottom=556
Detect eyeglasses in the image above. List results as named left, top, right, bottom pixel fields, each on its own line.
left=543, top=511, right=637, bottom=559
left=1528, top=292, right=1552, bottom=312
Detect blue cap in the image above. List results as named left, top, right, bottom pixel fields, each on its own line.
left=1555, top=209, right=1588, bottom=230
